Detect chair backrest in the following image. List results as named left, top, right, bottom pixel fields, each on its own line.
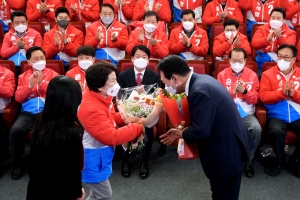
left=262, top=62, right=300, bottom=72
left=8, top=22, right=46, bottom=38
left=0, top=60, right=16, bottom=75
left=251, top=24, right=264, bottom=60
left=295, top=25, right=300, bottom=46
left=186, top=60, right=209, bottom=75
left=68, top=59, right=110, bottom=70
left=214, top=61, right=258, bottom=78
left=118, top=59, right=159, bottom=73
left=50, top=22, right=86, bottom=36
left=20, top=60, right=65, bottom=75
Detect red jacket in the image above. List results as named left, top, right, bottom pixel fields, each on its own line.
left=286, top=0, right=300, bottom=27
left=103, top=0, right=135, bottom=21
left=84, top=19, right=128, bottom=50
left=126, top=27, right=169, bottom=58
left=65, top=66, right=87, bottom=90
left=65, top=0, right=99, bottom=23
left=77, top=89, right=143, bottom=146
left=0, top=0, right=12, bottom=21
left=4, top=0, right=25, bottom=10
left=43, top=24, right=84, bottom=59
left=26, top=0, right=62, bottom=23
left=251, top=23, right=296, bottom=52
left=297, top=40, right=300, bottom=62
left=169, top=24, right=208, bottom=58
left=15, top=67, right=59, bottom=103
left=0, top=27, right=43, bottom=59
left=0, top=65, right=15, bottom=99
left=202, top=0, right=243, bottom=26
left=213, top=32, right=251, bottom=60
left=132, top=0, right=171, bottom=23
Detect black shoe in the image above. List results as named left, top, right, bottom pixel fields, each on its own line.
left=158, top=144, right=166, bottom=156
left=244, top=162, right=254, bottom=178
left=11, top=162, right=23, bottom=180
left=268, top=165, right=282, bottom=177
left=139, top=162, right=149, bottom=179
left=291, top=159, right=300, bottom=178
left=121, top=160, right=131, bottom=178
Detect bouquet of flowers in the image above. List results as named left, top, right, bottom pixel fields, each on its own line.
left=117, top=84, right=164, bottom=152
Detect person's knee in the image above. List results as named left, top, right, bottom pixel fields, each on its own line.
left=269, top=123, right=286, bottom=138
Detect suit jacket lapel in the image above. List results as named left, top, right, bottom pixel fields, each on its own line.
left=127, top=67, right=137, bottom=87
left=142, top=68, right=151, bottom=85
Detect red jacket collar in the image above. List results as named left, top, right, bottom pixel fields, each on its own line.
left=85, top=89, right=113, bottom=107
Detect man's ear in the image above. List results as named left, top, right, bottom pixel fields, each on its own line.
left=27, top=60, right=32, bottom=66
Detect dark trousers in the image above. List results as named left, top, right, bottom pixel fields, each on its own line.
left=121, top=127, right=154, bottom=163
left=268, top=118, right=300, bottom=167
left=9, top=112, right=38, bottom=163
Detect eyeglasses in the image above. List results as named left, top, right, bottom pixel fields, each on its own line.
left=277, top=55, right=294, bottom=61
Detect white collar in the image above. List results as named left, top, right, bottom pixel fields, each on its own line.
left=185, top=72, right=193, bottom=96
left=134, top=67, right=145, bottom=77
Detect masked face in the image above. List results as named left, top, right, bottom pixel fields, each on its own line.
left=32, top=60, right=46, bottom=71
left=231, top=62, right=245, bottom=73
left=106, top=82, right=121, bottom=97
left=144, top=24, right=156, bottom=33
left=78, top=60, right=93, bottom=70
left=165, top=78, right=177, bottom=95
left=182, top=21, right=194, bottom=31
left=57, top=19, right=70, bottom=29
left=219, top=0, right=227, bottom=3
left=14, top=24, right=27, bottom=33
left=277, top=59, right=291, bottom=71
left=225, top=31, right=237, bottom=40
left=101, top=16, right=114, bottom=25
left=134, top=58, right=148, bottom=69
left=269, top=20, right=283, bottom=29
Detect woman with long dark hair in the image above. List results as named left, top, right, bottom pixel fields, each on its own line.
left=26, top=76, right=85, bottom=200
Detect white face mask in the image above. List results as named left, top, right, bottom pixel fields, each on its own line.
left=79, top=60, right=93, bottom=70
left=14, top=24, right=27, bottom=33
left=182, top=21, right=194, bottom=31
left=231, top=62, right=245, bottom=73
left=144, top=24, right=156, bottom=33
left=101, top=16, right=114, bottom=24
left=106, top=82, right=121, bottom=97
left=277, top=59, right=291, bottom=71
left=225, top=31, right=237, bottom=40
left=32, top=60, right=46, bottom=71
left=270, top=20, right=283, bottom=29
left=134, top=58, right=148, bottom=69
left=165, top=78, right=177, bottom=95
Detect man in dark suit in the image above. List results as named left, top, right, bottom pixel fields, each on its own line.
left=118, top=45, right=160, bottom=179
left=159, top=55, right=255, bottom=200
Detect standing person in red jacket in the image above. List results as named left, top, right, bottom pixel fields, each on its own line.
left=26, top=0, right=62, bottom=31
left=65, top=0, right=99, bottom=28
left=9, top=46, right=59, bottom=180
left=251, top=8, right=296, bottom=69
left=84, top=3, right=128, bottom=66
left=43, top=7, right=84, bottom=66
left=104, top=0, right=135, bottom=25
left=169, top=9, right=208, bottom=60
left=213, top=19, right=251, bottom=62
left=66, top=45, right=95, bottom=92
left=126, top=11, right=169, bottom=59
left=0, top=11, right=43, bottom=66
left=285, top=0, right=300, bottom=28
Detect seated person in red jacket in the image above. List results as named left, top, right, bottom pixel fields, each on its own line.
left=297, top=41, right=300, bottom=61
left=213, top=19, right=251, bottom=62
left=126, top=11, right=169, bottom=59
left=84, top=3, right=128, bottom=66
left=65, top=0, right=99, bottom=28
left=43, top=7, right=84, bottom=66
left=0, top=11, right=43, bottom=66
left=66, top=45, right=95, bottom=91
left=103, top=0, right=135, bottom=25
left=0, top=64, right=15, bottom=165
left=285, top=0, right=300, bottom=28
left=169, top=9, right=208, bottom=60
left=251, top=7, right=296, bottom=69
left=26, top=0, right=62, bottom=31
left=9, top=46, right=59, bottom=180
left=217, top=47, right=261, bottom=178
left=259, top=44, right=300, bottom=177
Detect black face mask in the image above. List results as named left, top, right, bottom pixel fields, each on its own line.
left=57, top=19, right=70, bottom=29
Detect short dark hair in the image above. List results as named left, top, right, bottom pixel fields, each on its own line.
left=132, top=45, right=150, bottom=58
left=86, top=61, right=118, bottom=92
left=26, top=46, right=46, bottom=60
left=277, top=44, right=298, bottom=57
left=181, top=9, right=195, bottom=19
left=55, top=7, right=70, bottom=17
left=100, top=3, right=115, bottom=12
left=229, top=48, right=247, bottom=59
left=77, top=46, right=95, bottom=57
left=142, top=11, right=158, bottom=22
left=270, top=7, right=286, bottom=19
left=223, top=19, right=239, bottom=29
left=10, top=10, right=27, bottom=22
left=157, top=55, right=191, bottom=80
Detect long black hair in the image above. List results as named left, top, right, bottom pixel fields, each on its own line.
left=31, top=76, right=83, bottom=147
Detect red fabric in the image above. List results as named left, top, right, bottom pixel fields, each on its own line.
left=65, top=0, right=99, bottom=22
left=128, top=20, right=166, bottom=34
left=26, top=0, right=62, bottom=23
left=286, top=0, right=300, bottom=27
left=251, top=23, right=296, bottom=52
left=202, top=0, right=243, bottom=26
left=259, top=65, right=300, bottom=105
left=169, top=24, right=208, bottom=56
left=5, top=0, right=25, bottom=10
left=136, top=73, right=142, bottom=86
left=0, top=0, right=11, bottom=21
left=132, top=0, right=171, bottom=23
left=0, top=28, right=43, bottom=59
left=15, top=68, right=59, bottom=103
left=65, top=66, right=87, bottom=90
left=0, top=66, right=15, bottom=99
left=103, top=0, right=136, bottom=21
left=77, top=89, right=144, bottom=146
left=43, top=24, right=84, bottom=59
left=213, top=32, right=251, bottom=59
left=217, top=67, right=259, bottom=105
left=84, top=20, right=128, bottom=50
left=297, top=40, right=300, bottom=62
left=126, top=27, right=169, bottom=58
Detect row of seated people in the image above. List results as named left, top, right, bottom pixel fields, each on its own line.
left=1, top=6, right=300, bottom=74
left=1, top=42, right=300, bottom=182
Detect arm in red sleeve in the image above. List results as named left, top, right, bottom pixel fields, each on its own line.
left=213, top=36, right=231, bottom=57
left=111, top=26, right=128, bottom=50
left=65, top=0, right=78, bottom=21
left=156, top=0, right=171, bottom=23
left=189, top=31, right=209, bottom=57
left=132, top=1, right=144, bottom=21
left=0, top=71, right=15, bottom=98
left=238, top=35, right=251, bottom=55
left=26, top=2, right=42, bottom=21
left=242, top=74, right=259, bottom=105
left=202, top=4, right=221, bottom=26
left=63, top=31, right=84, bottom=57
left=111, top=106, right=126, bottom=127
left=81, top=1, right=100, bottom=22
left=251, top=27, right=270, bottom=50
left=103, top=0, right=119, bottom=16
left=286, top=4, right=300, bottom=19
left=277, top=31, right=296, bottom=46
left=238, top=0, right=251, bottom=10
left=15, top=76, right=33, bottom=103
left=38, top=71, right=59, bottom=95
left=0, top=35, right=19, bottom=59
left=227, top=6, right=243, bottom=23
left=32, top=32, right=43, bottom=48
left=291, top=89, right=300, bottom=104
left=279, top=0, right=290, bottom=11
left=151, top=33, right=169, bottom=58
left=169, top=30, right=186, bottom=54
left=84, top=26, right=100, bottom=48
left=45, top=1, right=62, bottom=21
left=6, top=0, right=25, bottom=10
left=43, top=32, right=60, bottom=59
left=125, top=30, right=143, bottom=55
left=122, top=0, right=136, bottom=20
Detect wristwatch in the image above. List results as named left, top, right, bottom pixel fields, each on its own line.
left=242, top=88, right=247, bottom=94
